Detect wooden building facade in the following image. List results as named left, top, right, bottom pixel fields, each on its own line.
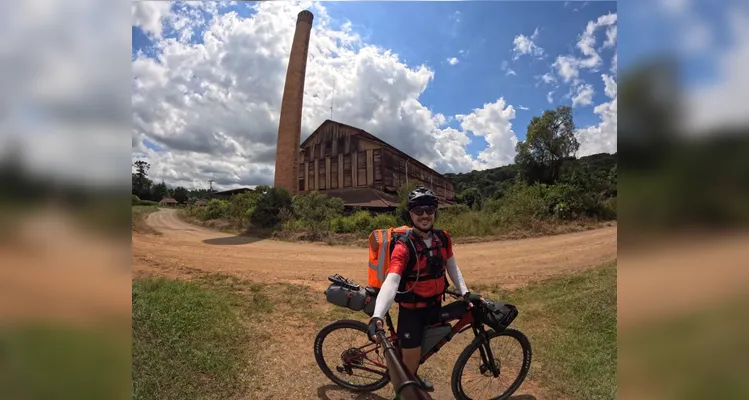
left=298, top=120, right=455, bottom=207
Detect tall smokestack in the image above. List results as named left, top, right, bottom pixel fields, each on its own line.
left=274, top=10, right=314, bottom=195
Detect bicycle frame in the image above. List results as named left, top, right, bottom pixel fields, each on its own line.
left=342, top=294, right=500, bottom=378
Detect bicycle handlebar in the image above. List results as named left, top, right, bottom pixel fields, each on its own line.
left=375, top=330, right=431, bottom=400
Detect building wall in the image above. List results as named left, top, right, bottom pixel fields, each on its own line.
left=298, top=123, right=455, bottom=202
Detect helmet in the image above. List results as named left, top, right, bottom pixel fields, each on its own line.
left=407, top=186, right=438, bottom=210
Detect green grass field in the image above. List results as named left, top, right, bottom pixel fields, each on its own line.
left=132, top=277, right=257, bottom=400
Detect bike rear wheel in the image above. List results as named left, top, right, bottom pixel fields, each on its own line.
left=451, top=328, right=532, bottom=400
left=313, top=319, right=392, bottom=392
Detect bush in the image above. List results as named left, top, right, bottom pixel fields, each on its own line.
left=139, top=200, right=159, bottom=206
left=290, top=192, right=344, bottom=229
left=250, top=187, right=292, bottom=228
left=205, top=199, right=229, bottom=220
left=132, top=195, right=141, bottom=205
left=227, top=192, right=259, bottom=226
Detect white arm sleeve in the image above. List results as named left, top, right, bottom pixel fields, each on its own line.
left=372, top=272, right=400, bottom=320
left=446, top=256, right=469, bottom=295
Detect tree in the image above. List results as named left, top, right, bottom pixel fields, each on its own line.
left=515, top=106, right=580, bottom=185
left=457, top=187, right=482, bottom=210
left=132, top=160, right=153, bottom=200
left=173, top=186, right=189, bottom=204
left=151, top=180, right=169, bottom=201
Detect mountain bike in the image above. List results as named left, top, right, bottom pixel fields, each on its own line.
left=313, top=275, right=532, bottom=400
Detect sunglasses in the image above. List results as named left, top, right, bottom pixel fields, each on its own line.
left=411, top=207, right=436, bottom=216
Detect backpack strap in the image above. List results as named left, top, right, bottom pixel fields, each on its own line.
left=394, top=229, right=449, bottom=305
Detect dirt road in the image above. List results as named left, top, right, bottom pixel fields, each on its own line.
left=133, top=208, right=617, bottom=290
left=133, top=208, right=617, bottom=400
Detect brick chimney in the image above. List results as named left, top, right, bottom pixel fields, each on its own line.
left=273, top=10, right=314, bottom=195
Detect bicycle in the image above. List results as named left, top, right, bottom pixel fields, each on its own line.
left=314, top=274, right=532, bottom=400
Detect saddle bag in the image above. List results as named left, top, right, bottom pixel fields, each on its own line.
left=324, top=274, right=378, bottom=317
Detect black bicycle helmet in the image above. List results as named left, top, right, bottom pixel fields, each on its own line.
left=407, top=186, right=438, bottom=210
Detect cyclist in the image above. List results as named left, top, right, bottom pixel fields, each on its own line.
left=367, top=186, right=481, bottom=394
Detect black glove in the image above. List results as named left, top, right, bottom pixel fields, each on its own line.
left=367, top=317, right=383, bottom=343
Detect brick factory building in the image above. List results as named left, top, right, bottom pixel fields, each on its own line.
left=297, top=119, right=456, bottom=210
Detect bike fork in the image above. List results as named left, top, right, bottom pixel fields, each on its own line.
left=474, top=326, right=500, bottom=378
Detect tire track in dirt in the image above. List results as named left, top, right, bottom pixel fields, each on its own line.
left=132, top=208, right=616, bottom=400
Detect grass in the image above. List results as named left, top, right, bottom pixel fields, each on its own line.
left=619, top=293, right=749, bottom=400
left=132, top=277, right=257, bottom=400
left=471, top=262, right=617, bottom=400
left=132, top=205, right=161, bottom=235
left=0, top=324, right=131, bottom=400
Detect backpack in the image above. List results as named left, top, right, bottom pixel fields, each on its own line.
left=367, top=225, right=412, bottom=289
left=367, top=227, right=451, bottom=302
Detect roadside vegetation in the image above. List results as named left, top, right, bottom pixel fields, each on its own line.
left=132, top=276, right=262, bottom=400
left=132, top=106, right=616, bottom=245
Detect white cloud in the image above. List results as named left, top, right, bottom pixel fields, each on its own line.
left=685, top=6, right=749, bottom=132
left=553, top=55, right=580, bottom=83
left=611, top=53, right=617, bottom=75
left=575, top=74, right=617, bottom=156
left=447, top=57, right=460, bottom=65
left=501, top=60, right=516, bottom=76
left=512, top=27, right=545, bottom=60
left=2, top=0, right=130, bottom=186
left=518, top=105, right=529, bottom=110
left=131, top=1, right=525, bottom=189
left=131, top=1, right=173, bottom=38
left=456, top=98, right=518, bottom=170
left=547, top=91, right=555, bottom=104
left=553, top=12, right=617, bottom=83
left=572, top=82, right=595, bottom=107
left=539, top=72, right=556, bottom=85
left=577, top=12, right=617, bottom=69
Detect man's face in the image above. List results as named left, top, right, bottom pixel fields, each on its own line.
left=409, top=206, right=436, bottom=231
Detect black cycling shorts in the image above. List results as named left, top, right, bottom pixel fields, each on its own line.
left=396, top=302, right=441, bottom=349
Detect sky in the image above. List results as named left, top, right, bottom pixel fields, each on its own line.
left=131, top=1, right=618, bottom=190
left=130, top=0, right=749, bottom=192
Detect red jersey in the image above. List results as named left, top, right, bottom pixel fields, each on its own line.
left=389, top=230, right=454, bottom=307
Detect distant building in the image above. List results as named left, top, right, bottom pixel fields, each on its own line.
left=207, top=187, right=253, bottom=200
left=159, top=197, right=178, bottom=206
left=297, top=119, right=456, bottom=210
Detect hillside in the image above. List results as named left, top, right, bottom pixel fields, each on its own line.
left=444, top=152, right=617, bottom=201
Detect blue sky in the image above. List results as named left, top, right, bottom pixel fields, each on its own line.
left=132, top=1, right=618, bottom=165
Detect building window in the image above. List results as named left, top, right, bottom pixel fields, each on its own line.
left=330, top=160, right=338, bottom=189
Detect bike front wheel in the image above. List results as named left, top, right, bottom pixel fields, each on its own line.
left=451, top=328, right=532, bottom=400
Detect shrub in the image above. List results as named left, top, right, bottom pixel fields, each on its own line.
left=205, top=199, right=230, bottom=220
left=132, top=195, right=141, bottom=205
left=250, top=187, right=292, bottom=228
left=226, top=192, right=259, bottom=226
left=139, top=200, right=159, bottom=206
left=291, top=192, right=344, bottom=229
